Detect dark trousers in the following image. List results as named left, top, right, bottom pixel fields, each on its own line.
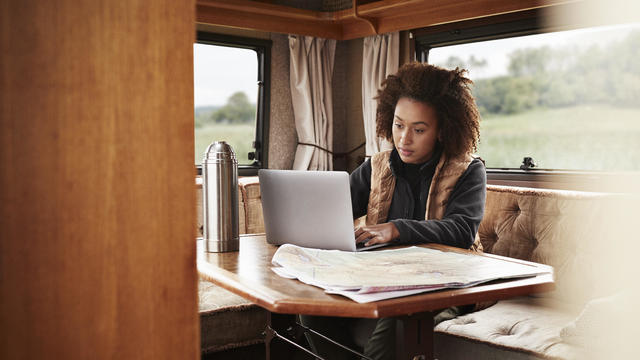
left=299, top=306, right=471, bottom=360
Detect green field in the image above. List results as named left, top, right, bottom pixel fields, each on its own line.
left=195, top=123, right=255, bottom=165
left=478, top=105, right=640, bottom=171
left=194, top=105, right=640, bottom=171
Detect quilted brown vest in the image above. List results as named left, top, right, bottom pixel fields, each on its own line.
left=366, top=150, right=483, bottom=252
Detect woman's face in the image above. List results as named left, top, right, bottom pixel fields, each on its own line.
left=392, top=97, right=440, bottom=164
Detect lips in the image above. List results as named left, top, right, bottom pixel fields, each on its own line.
left=398, top=148, right=413, bottom=157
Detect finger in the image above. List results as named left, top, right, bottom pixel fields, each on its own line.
left=364, top=235, right=390, bottom=246
left=363, top=236, right=380, bottom=246
left=356, top=225, right=374, bottom=233
left=355, top=230, right=373, bottom=244
left=355, top=232, right=370, bottom=244
left=354, top=227, right=363, bottom=237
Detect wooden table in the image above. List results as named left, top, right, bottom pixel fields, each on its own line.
left=197, top=235, right=554, bottom=359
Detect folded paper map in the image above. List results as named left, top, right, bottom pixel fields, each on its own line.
left=271, top=244, right=552, bottom=303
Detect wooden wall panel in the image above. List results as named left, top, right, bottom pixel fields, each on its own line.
left=0, top=1, right=198, bottom=359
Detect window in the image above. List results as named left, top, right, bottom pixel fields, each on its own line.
left=194, top=32, right=271, bottom=175
left=415, top=16, right=640, bottom=174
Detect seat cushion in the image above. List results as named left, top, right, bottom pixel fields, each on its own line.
left=238, top=176, right=265, bottom=234
left=199, top=278, right=267, bottom=353
left=435, top=297, right=583, bottom=359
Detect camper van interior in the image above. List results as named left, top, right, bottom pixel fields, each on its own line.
left=3, top=0, right=638, bottom=359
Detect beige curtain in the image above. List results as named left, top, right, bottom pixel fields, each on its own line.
left=289, top=35, right=336, bottom=170
left=362, top=32, right=399, bottom=157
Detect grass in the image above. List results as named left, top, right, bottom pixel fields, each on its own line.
left=193, top=105, right=640, bottom=171
left=194, top=123, right=255, bottom=165
left=478, top=105, right=640, bottom=171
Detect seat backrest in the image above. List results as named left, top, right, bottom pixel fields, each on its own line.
left=479, top=185, right=621, bottom=304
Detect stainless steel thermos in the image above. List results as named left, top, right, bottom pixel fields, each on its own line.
left=202, top=141, right=239, bottom=252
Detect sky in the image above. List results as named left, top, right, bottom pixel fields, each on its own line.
left=193, top=44, right=258, bottom=107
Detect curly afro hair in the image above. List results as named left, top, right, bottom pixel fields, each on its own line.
left=375, top=62, right=480, bottom=158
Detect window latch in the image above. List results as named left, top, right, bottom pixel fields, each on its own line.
left=248, top=140, right=260, bottom=161
left=520, top=157, right=537, bottom=170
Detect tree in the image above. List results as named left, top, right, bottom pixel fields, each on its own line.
left=473, top=29, right=640, bottom=116
left=211, top=91, right=256, bottom=124
left=467, top=55, right=488, bottom=69
left=507, top=46, right=551, bottom=77
left=443, top=55, right=466, bottom=69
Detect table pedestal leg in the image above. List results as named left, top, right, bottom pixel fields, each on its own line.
left=395, top=312, right=434, bottom=360
left=265, top=313, right=295, bottom=360
left=265, top=313, right=316, bottom=360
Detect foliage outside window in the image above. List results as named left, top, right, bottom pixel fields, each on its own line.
left=425, top=23, right=640, bottom=171
left=194, top=33, right=270, bottom=171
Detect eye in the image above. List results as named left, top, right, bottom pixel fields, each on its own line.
left=394, top=122, right=403, bottom=129
left=415, top=128, right=425, bottom=134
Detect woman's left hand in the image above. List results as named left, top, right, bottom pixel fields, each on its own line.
left=354, top=222, right=400, bottom=247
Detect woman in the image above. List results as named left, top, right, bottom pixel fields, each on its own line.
left=352, top=62, right=485, bottom=252
left=302, top=63, right=486, bottom=360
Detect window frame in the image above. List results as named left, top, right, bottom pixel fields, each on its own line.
left=411, top=9, right=636, bottom=191
left=195, top=31, right=271, bottom=176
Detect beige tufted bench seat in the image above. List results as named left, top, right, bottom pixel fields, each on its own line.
left=434, top=185, right=629, bottom=359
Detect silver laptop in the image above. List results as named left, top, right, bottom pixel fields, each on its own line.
left=258, top=169, right=384, bottom=252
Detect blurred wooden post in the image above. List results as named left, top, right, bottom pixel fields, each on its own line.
left=0, top=1, right=198, bottom=358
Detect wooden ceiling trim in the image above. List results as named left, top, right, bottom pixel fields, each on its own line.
left=196, top=4, right=342, bottom=39
left=339, top=0, right=577, bottom=40
left=351, top=0, right=378, bottom=35
left=196, top=0, right=580, bottom=40
left=198, top=0, right=336, bottom=20
left=355, top=0, right=575, bottom=18
left=340, top=20, right=378, bottom=40
left=356, top=0, right=428, bottom=17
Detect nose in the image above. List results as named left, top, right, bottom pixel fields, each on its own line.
left=399, top=128, right=412, bottom=145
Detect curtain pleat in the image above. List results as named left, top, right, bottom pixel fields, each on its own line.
left=362, top=32, right=399, bottom=157
left=289, top=35, right=336, bottom=170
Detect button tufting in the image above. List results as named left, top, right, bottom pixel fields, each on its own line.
left=506, top=320, right=524, bottom=336
left=452, top=317, right=476, bottom=325
left=462, top=318, right=476, bottom=325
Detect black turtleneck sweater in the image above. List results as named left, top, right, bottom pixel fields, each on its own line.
left=349, top=147, right=486, bottom=249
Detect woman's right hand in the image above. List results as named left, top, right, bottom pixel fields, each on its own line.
left=354, top=222, right=400, bottom=247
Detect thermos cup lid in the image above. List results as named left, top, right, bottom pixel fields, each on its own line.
left=203, top=141, right=237, bottom=164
